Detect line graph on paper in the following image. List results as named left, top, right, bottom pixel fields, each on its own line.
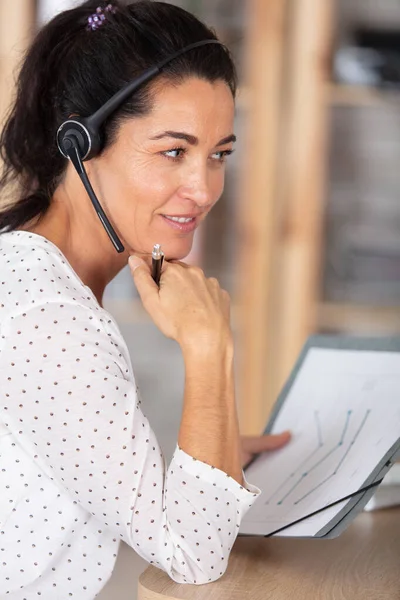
left=265, top=408, right=370, bottom=507
left=240, top=347, right=400, bottom=537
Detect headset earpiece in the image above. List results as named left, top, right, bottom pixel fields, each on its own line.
left=56, top=117, right=103, bottom=161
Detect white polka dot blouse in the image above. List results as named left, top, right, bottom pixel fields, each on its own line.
left=0, top=231, right=260, bottom=598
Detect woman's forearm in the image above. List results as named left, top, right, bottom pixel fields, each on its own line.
left=178, top=340, right=243, bottom=485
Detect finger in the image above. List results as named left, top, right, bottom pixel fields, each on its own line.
left=168, top=259, right=190, bottom=268
left=208, top=277, right=219, bottom=287
left=241, top=431, right=291, bottom=454
left=241, top=450, right=253, bottom=468
left=129, top=255, right=160, bottom=307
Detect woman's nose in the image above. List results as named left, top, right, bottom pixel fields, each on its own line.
left=181, top=167, right=214, bottom=208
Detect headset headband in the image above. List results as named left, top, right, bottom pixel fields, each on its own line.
left=57, top=39, right=223, bottom=161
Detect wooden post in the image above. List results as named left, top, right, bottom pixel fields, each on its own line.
left=235, top=0, right=287, bottom=435
left=0, top=1, right=35, bottom=121
left=273, top=0, right=334, bottom=397
left=0, top=0, right=35, bottom=208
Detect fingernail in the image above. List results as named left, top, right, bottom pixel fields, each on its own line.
left=128, top=255, right=143, bottom=272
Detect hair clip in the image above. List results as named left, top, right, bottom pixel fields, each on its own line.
left=87, top=4, right=117, bottom=31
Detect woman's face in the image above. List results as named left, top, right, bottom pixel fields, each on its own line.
left=89, top=76, right=235, bottom=261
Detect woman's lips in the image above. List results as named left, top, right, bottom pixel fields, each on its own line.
left=160, top=214, right=198, bottom=233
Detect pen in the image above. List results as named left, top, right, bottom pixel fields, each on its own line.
left=151, top=243, right=164, bottom=287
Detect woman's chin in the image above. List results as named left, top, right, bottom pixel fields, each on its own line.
left=164, top=250, right=191, bottom=262
left=161, top=239, right=194, bottom=261
left=124, top=235, right=193, bottom=261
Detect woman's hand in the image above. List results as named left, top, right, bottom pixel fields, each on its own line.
left=129, top=255, right=231, bottom=352
left=241, top=431, right=291, bottom=468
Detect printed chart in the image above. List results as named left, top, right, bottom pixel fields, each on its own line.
left=240, top=347, right=400, bottom=537
left=266, top=408, right=370, bottom=507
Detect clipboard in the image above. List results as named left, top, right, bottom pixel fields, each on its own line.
left=241, top=335, right=400, bottom=539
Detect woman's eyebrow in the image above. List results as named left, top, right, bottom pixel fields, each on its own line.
left=217, top=134, right=236, bottom=146
left=149, top=131, right=236, bottom=146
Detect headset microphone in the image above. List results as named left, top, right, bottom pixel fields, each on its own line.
left=57, top=39, right=223, bottom=253
left=62, top=136, right=125, bottom=252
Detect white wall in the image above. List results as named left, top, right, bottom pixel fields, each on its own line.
left=37, top=0, right=82, bottom=26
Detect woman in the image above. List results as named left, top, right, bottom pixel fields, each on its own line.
left=0, top=1, right=290, bottom=596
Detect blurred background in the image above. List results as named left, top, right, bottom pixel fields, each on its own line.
left=3, top=0, right=400, bottom=435
left=2, top=0, right=400, bottom=596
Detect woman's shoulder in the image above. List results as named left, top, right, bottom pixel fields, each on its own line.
left=0, top=231, right=130, bottom=371
left=0, top=230, right=99, bottom=316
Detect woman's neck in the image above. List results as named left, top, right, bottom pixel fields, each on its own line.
left=23, top=194, right=128, bottom=306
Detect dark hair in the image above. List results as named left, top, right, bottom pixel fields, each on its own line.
left=0, top=0, right=237, bottom=232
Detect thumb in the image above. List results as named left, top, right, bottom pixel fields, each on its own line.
left=128, top=255, right=147, bottom=273
left=241, top=431, right=291, bottom=454
left=128, top=255, right=159, bottom=307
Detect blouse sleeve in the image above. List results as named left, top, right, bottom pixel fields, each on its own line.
left=0, top=301, right=260, bottom=584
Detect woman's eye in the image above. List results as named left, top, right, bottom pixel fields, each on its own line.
left=161, top=147, right=235, bottom=162
left=211, top=149, right=234, bottom=162
left=162, top=148, right=186, bottom=160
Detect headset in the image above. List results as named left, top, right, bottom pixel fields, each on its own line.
left=56, top=39, right=223, bottom=253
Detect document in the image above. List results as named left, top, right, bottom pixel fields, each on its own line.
left=240, top=341, right=400, bottom=538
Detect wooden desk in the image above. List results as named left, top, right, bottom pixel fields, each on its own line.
left=138, top=509, right=400, bottom=599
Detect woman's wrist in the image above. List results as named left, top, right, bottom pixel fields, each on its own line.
left=180, top=330, right=234, bottom=363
